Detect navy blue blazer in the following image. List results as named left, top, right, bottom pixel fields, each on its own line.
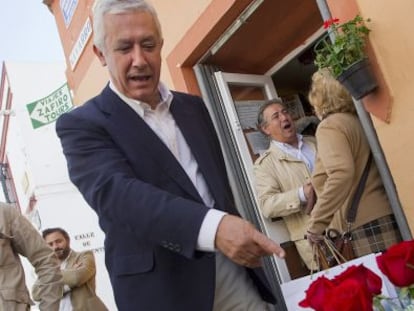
left=56, top=85, right=275, bottom=310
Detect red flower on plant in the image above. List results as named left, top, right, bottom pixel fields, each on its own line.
left=323, top=18, right=339, bottom=29
left=299, top=276, right=335, bottom=311
left=376, top=240, right=414, bottom=287
left=332, top=264, right=382, bottom=295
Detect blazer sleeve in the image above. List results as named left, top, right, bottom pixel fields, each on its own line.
left=55, top=104, right=209, bottom=259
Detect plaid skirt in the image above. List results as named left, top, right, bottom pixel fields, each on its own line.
left=351, top=214, right=402, bottom=257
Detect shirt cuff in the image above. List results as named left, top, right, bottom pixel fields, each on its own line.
left=196, top=209, right=227, bottom=252
left=299, top=186, right=307, bottom=203
left=63, top=285, right=71, bottom=294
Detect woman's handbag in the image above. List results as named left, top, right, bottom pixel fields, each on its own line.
left=315, top=153, right=373, bottom=270
left=315, top=229, right=354, bottom=270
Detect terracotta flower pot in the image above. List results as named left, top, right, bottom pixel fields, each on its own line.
left=337, top=58, right=378, bottom=100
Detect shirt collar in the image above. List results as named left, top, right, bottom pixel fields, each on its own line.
left=108, top=81, right=173, bottom=117
left=272, top=134, right=303, bottom=150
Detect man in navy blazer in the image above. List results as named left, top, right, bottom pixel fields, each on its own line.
left=56, top=1, right=285, bottom=310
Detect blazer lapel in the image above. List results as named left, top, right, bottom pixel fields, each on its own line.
left=170, top=95, right=227, bottom=209
left=96, top=87, right=202, bottom=202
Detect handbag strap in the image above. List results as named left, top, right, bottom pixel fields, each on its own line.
left=346, top=152, right=373, bottom=225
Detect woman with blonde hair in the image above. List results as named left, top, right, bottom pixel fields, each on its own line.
left=306, top=68, right=401, bottom=257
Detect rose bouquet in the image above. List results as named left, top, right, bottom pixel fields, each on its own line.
left=298, top=264, right=382, bottom=311
left=376, top=240, right=414, bottom=310
left=298, top=240, right=414, bottom=311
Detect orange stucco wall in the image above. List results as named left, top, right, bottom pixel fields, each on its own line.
left=326, top=0, right=414, bottom=231
left=151, top=0, right=212, bottom=88
left=357, top=0, right=414, bottom=231
left=46, top=0, right=96, bottom=96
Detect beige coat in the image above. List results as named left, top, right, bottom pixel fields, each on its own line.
left=0, top=203, right=62, bottom=311
left=34, top=249, right=108, bottom=311
left=254, top=136, right=316, bottom=269
left=309, top=112, right=392, bottom=234
left=61, top=250, right=108, bottom=311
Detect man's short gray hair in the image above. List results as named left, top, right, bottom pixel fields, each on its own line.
left=93, top=0, right=163, bottom=52
left=256, top=98, right=286, bottom=134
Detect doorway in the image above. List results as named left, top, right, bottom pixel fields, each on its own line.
left=191, top=0, right=326, bottom=283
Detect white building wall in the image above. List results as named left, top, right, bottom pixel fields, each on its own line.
left=3, top=62, right=116, bottom=310
left=5, top=62, right=70, bottom=188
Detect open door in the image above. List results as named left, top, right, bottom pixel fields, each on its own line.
left=213, top=71, right=297, bottom=283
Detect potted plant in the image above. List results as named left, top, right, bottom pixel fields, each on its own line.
left=313, top=15, right=378, bottom=99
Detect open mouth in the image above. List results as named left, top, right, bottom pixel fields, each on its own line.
left=130, top=74, right=151, bottom=82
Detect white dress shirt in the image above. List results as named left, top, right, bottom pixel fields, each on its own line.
left=272, top=134, right=316, bottom=202
left=59, top=251, right=73, bottom=311
left=109, top=82, right=226, bottom=251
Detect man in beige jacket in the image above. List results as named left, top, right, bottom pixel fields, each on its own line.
left=35, top=227, right=108, bottom=311
left=254, top=99, right=317, bottom=272
left=0, top=203, right=62, bottom=311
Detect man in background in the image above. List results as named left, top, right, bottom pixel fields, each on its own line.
left=254, top=99, right=317, bottom=272
left=35, top=227, right=108, bottom=311
left=0, top=203, right=62, bottom=310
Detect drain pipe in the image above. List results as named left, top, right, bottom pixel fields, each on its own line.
left=315, top=0, right=411, bottom=239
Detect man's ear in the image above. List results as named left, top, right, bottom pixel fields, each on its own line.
left=93, top=45, right=107, bottom=66
left=261, top=125, right=270, bottom=136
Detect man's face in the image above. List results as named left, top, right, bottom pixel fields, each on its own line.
left=45, top=231, right=70, bottom=261
left=262, top=103, right=297, bottom=145
left=94, top=10, right=163, bottom=108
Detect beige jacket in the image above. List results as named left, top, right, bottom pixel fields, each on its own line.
left=309, top=113, right=392, bottom=234
left=0, top=203, right=62, bottom=311
left=254, top=136, right=316, bottom=269
left=34, top=249, right=108, bottom=311
left=62, top=250, right=108, bottom=311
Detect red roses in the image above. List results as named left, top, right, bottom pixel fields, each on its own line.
left=299, top=264, right=382, bottom=311
left=298, top=276, right=333, bottom=310
left=376, top=240, right=414, bottom=287
left=299, top=241, right=414, bottom=310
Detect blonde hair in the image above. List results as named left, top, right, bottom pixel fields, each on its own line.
left=308, top=68, right=355, bottom=119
